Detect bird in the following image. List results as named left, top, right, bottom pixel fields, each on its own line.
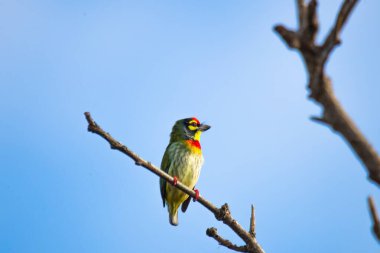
left=160, top=117, right=210, bottom=226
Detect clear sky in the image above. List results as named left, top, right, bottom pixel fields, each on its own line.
left=1, top=0, right=380, bottom=252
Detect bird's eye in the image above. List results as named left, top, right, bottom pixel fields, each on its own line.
left=187, top=120, right=199, bottom=130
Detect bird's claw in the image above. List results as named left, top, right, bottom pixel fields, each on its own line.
left=172, top=176, right=178, bottom=186
left=193, top=189, right=200, bottom=202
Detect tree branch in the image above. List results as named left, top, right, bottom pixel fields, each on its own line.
left=274, top=0, right=380, bottom=185
left=84, top=112, right=265, bottom=253
left=206, top=227, right=248, bottom=252
left=322, top=0, right=358, bottom=60
left=368, top=196, right=380, bottom=241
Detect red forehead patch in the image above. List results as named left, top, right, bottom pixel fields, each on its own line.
left=191, top=117, right=200, bottom=125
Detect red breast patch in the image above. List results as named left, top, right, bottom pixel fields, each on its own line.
left=186, top=139, right=201, bottom=149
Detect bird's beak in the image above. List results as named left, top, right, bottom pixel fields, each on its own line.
left=198, top=124, right=211, bottom=132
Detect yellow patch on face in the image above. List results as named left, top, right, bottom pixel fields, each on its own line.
left=194, top=131, right=201, bottom=141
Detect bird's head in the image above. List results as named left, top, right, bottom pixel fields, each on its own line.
left=170, top=117, right=211, bottom=142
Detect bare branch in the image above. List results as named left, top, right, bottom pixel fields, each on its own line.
left=84, top=112, right=216, bottom=212
left=274, top=0, right=380, bottom=186
left=274, top=25, right=300, bottom=49
left=368, top=196, right=380, bottom=241
left=296, top=0, right=306, bottom=31
left=322, top=0, right=358, bottom=61
left=305, top=0, right=318, bottom=42
left=84, top=112, right=265, bottom=253
left=206, top=227, right=248, bottom=252
left=310, top=116, right=329, bottom=125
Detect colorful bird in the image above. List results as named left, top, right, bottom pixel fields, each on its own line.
left=160, top=117, right=210, bottom=226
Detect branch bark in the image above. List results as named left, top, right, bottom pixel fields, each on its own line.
left=368, top=196, right=380, bottom=241
left=84, top=112, right=265, bottom=253
left=274, top=0, right=380, bottom=185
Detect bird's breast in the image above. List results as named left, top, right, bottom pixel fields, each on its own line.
left=168, top=142, right=204, bottom=188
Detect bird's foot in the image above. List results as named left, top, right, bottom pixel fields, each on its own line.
left=193, top=189, right=200, bottom=202
left=172, top=176, right=178, bottom=186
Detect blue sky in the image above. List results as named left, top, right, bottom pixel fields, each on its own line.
left=1, top=0, right=380, bottom=252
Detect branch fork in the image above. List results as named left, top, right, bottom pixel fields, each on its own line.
left=275, top=0, right=380, bottom=242
left=275, top=0, right=380, bottom=184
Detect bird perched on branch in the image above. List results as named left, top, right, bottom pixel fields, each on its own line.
left=160, top=117, right=211, bottom=226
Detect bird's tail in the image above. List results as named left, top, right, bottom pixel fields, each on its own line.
left=169, top=209, right=178, bottom=226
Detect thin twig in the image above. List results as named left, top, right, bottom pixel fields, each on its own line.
left=84, top=112, right=265, bottom=253
left=322, top=0, right=358, bottom=60
left=296, top=0, right=306, bottom=31
left=368, top=196, right=380, bottom=241
left=249, top=205, right=256, bottom=237
left=206, top=227, right=248, bottom=252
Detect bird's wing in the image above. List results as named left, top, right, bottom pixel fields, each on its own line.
left=160, top=145, right=171, bottom=207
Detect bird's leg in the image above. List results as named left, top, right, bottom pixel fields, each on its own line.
left=193, top=189, right=199, bottom=202
left=172, top=176, right=178, bottom=186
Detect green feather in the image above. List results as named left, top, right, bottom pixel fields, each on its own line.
left=160, top=145, right=171, bottom=207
